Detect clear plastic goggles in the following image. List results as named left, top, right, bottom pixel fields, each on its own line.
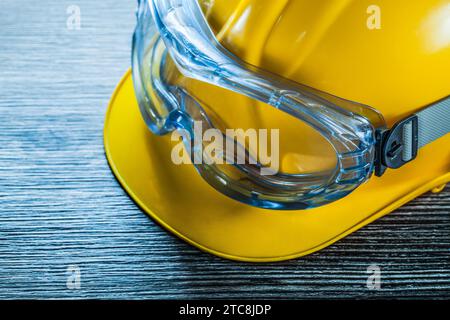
left=132, top=0, right=386, bottom=209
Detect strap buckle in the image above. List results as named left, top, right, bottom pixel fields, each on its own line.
left=375, top=114, right=418, bottom=176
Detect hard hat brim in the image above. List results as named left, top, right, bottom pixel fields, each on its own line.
left=104, top=70, right=450, bottom=262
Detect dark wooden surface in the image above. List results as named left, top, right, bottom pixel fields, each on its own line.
left=0, top=0, right=449, bottom=299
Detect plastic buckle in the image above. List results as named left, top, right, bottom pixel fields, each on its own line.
left=375, top=114, right=418, bottom=176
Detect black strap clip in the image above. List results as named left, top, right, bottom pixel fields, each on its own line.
left=375, top=114, right=419, bottom=177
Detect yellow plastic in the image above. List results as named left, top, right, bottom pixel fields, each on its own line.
left=206, top=0, right=450, bottom=126
left=104, top=0, right=450, bottom=262
left=103, top=71, right=449, bottom=262
left=432, top=184, right=447, bottom=193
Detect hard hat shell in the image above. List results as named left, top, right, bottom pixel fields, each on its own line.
left=203, top=0, right=450, bottom=126
left=104, top=0, right=450, bottom=261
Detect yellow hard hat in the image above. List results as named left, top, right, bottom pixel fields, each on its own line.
left=104, top=0, right=450, bottom=261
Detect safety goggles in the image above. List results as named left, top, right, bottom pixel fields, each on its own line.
left=132, top=0, right=450, bottom=209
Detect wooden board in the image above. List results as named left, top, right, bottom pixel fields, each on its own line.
left=0, top=0, right=448, bottom=299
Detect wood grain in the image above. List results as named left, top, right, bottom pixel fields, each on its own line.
left=0, top=0, right=449, bottom=299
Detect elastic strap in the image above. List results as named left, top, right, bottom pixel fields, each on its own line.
left=403, top=96, right=450, bottom=161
